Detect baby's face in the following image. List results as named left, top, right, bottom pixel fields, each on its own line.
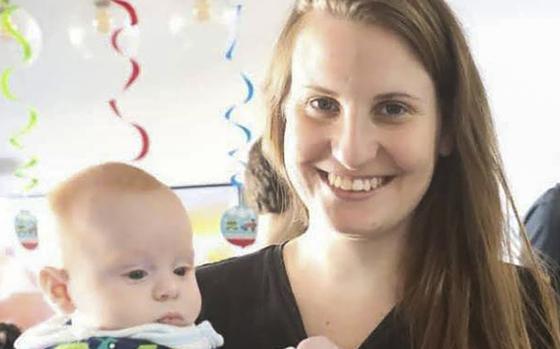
left=62, top=188, right=200, bottom=330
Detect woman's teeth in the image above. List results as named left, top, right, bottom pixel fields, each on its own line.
left=327, top=173, right=387, bottom=192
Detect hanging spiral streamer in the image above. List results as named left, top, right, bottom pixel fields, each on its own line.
left=220, top=3, right=258, bottom=248
left=107, top=0, right=149, bottom=161
left=223, top=4, right=254, bottom=189
left=0, top=1, right=40, bottom=192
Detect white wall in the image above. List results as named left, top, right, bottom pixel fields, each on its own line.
left=448, top=0, right=560, bottom=213
left=0, top=0, right=559, bottom=215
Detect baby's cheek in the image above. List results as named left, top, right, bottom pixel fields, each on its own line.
left=110, top=289, right=148, bottom=327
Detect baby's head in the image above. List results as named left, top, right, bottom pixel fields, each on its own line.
left=40, top=162, right=200, bottom=330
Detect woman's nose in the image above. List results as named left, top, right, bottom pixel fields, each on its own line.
left=331, top=110, right=379, bottom=170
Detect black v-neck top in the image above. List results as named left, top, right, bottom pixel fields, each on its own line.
left=196, top=243, right=552, bottom=349
left=196, top=244, right=409, bottom=349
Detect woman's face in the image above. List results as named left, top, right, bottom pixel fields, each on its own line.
left=283, top=11, right=449, bottom=238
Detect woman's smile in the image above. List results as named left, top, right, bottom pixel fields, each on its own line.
left=317, top=169, right=395, bottom=201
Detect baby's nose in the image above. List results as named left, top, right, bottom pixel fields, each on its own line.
left=153, top=276, right=179, bottom=301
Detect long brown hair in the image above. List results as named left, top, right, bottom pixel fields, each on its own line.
left=261, top=0, right=560, bottom=348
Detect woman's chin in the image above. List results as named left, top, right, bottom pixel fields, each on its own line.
left=334, top=226, right=382, bottom=240
left=315, top=209, right=378, bottom=235
left=321, top=218, right=383, bottom=239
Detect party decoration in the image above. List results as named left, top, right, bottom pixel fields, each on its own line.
left=66, top=0, right=138, bottom=59
left=193, top=0, right=211, bottom=22
left=190, top=0, right=237, bottom=24
left=94, top=0, right=112, bottom=34
left=0, top=1, right=42, bottom=192
left=66, top=0, right=146, bottom=160
left=0, top=1, right=42, bottom=66
left=106, top=0, right=149, bottom=161
left=62, top=0, right=135, bottom=110
left=220, top=204, right=257, bottom=248
left=14, top=209, right=38, bottom=250
left=222, top=4, right=254, bottom=179
left=219, top=3, right=258, bottom=248
left=166, top=0, right=237, bottom=56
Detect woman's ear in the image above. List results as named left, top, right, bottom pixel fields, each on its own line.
left=438, top=128, right=454, bottom=157
left=39, top=267, right=75, bottom=314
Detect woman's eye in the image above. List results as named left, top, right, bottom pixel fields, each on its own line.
left=378, top=102, right=408, bottom=117
left=309, top=97, right=339, bottom=114
left=126, top=270, right=147, bottom=280
left=174, top=266, right=189, bottom=276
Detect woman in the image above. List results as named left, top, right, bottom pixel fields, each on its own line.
left=197, top=1, right=560, bottom=348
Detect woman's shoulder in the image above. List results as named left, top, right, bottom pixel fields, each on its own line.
left=196, top=244, right=284, bottom=296
left=197, top=244, right=279, bottom=275
left=195, top=243, right=300, bottom=346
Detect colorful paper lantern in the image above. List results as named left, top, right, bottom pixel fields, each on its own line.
left=220, top=204, right=257, bottom=248
left=14, top=209, right=38, bottom=250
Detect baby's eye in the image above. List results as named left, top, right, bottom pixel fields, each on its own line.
left=174, top=266, right=189, bottom=277
left=126, top=270, right=147, bottom=280
left=308, top=97, right=340, bottom=114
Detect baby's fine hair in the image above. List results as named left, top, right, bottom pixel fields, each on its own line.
left=42, top=162, right=168, bottom=267
left=48, top=162, right=166, bottom=219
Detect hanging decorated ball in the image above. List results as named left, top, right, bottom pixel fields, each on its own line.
left=14, top=209, right=38, bottom=250
left=220, top=204, right=257, bottom=248
left=167, top=0, right=235, bottom=54
left=61, top=0, right=137, bottom=104
left=66, top=0, right=139, bottom=59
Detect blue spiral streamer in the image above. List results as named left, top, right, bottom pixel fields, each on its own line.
left=241, top=73, right=254, bottom=103
left=223, top=3, right=254, bottom=198
left=225, top=4, right=242, bottom=60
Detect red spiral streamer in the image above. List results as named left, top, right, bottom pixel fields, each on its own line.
left=108, top=0, right=148, bottom=161
left=111, top=0, right=138, bottom=25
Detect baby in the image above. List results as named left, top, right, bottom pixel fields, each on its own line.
left=15, top=162, right=223, bottom=349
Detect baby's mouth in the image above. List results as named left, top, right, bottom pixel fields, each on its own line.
left=157, top=313, right=187, bottom=326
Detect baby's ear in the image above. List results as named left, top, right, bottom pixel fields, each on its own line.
left=39, top=267, right=75, bottom=314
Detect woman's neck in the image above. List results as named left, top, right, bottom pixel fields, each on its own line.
left=283, top=221, right=409, bottom=346
left=286, top=221, right=408, bottom=294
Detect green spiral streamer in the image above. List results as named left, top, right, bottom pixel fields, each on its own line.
left=0, top=2, right=40, bottom=192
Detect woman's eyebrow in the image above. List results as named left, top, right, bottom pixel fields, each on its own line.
left=302, top=84, right=339, bottom=97
left=302, top=85, right=422, bottom=102
left=374, top=92, right=422, bottom=101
